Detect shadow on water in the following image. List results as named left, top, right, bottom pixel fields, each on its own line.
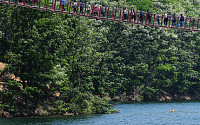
left=0, top=115, right=103, bottom=125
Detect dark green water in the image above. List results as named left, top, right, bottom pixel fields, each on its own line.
left=1, top=101, right=200, bottom=125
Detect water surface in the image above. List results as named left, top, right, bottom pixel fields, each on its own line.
left=1, top=101, right=200, bottom=125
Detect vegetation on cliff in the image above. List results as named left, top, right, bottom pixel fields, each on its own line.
left=0, top=0, right=200, bottom=117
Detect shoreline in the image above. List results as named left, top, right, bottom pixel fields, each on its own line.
left=1, top=98, right=200, bottom=118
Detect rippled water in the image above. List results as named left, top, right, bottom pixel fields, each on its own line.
left=1, top=101, right=200, bottom=125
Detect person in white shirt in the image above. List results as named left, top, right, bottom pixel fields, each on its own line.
left=87, top=2, right=91, bottom=15
left=164, top=12, right=168, bottom=26
left=73, top=0, right=77, bottom=14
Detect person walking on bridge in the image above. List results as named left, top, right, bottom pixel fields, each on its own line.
left=33, top=0, right=36, bottom=6
left=61, top=0, right=65, bottom=11
left=79, top=0, right=84, bottom=14
left=87, top=2, right=91, bottom=15
left=101, top=4, right=106, bottom=17
left=164, top=12, right=168, bottom=26
left=180, top=14, right=184, bottom=28
left=147, top=10, right=151, bottom=24
left=172, top=13, right=177, bottom=27
left=130, top=7, right=135, bottom=22
left=140, top=8, right=144, bottom=23
left=123, top=8, right=128, bottom=20
left=73, top=0, right=77, bottom=14
left=93, top=3, right=99, bottom=16
left=157, top=12, right=160, bottom=25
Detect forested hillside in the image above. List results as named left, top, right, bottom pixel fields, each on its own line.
left=0, top=0, right=200, bottom=117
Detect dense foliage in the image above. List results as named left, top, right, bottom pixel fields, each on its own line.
left=0, top=0, right=200, bottom=116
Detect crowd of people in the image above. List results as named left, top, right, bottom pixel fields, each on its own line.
left=60, top=0, right=185, bottom=27
left=122, top=7, right=184, bottom=27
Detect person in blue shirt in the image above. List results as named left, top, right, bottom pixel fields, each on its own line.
left=101, top=4, right=106, bottom=17
left=79, top=0, right=83, bottom=14
left=34, top=0, right=36, bottom=5
left=61, top=0, right=65, bottom=11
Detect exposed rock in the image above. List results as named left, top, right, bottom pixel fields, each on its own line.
left=112, top=96, right=120, bottom=101
left=112, top=95, right=139, bottom=102
left=54, top=92, right=60, bottom=97
left=0, top=84, right=3, bottom=91
left=158, top=90, right=173, bottom=101
left=0, top=62, right=7, bottom=70
left=0, top=110, right=12, bottom=118
left=64, top=112, right=74, bottom=116
left=112, top=90, right=198, bottom=102
left=158, top=90, right=195, bottom=101
left=35, top=106, right=49, bottom=116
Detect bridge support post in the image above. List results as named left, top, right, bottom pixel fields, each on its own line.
left=130, top=10, right=132, bottom=23
left=119, top=9, right=121, bottom=21
left=31, top=0, right=33, bottom=6
left=91, top=5, right=94, bottom=17
left=168, top=16, right=171, bottom=27
left=137, top=11, right=139, bottom=24
left=114, top=8, right=117, bottom=20
left=122, top=8, right=124, bottom=22
left=184, top=18, right=187, bottom=29
left=54, top=0, right=56, bottom=11
left=153, top=14, right=155, bottom=26
left=189, top=18, right=191, bottom=29
left=176, top=17, right=179, bottom=28
left=69, top=2, right=71, bottom=14
left=98, top=6, right=101, bottom=19
left=84, top=3, right=86, bottom=16
left=145, top=12, right=147, bottom=25
left=192, top=18, right=195, bottom=31
left=112, top=7, right=114, bottom=20
left=161, top=14, right=163, bottom=26
left=107, top=7, right=109, bottom=19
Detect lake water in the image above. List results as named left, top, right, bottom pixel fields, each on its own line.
left=1, top=101, right=200, bottom=125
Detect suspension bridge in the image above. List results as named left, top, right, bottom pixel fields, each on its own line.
left=0, top=0, right=200, bottom=31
